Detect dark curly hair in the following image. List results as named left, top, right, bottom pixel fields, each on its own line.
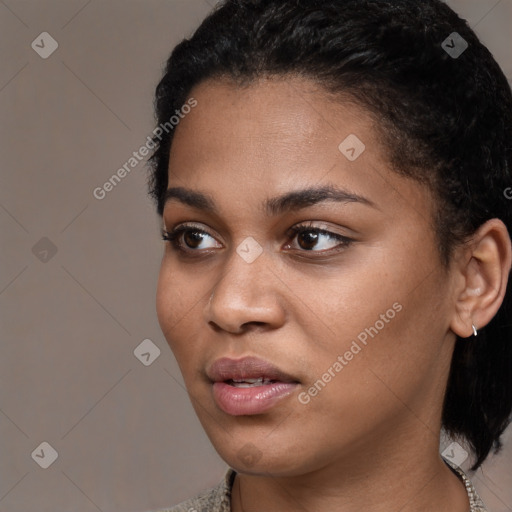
left=147, top=0, right=512, bottom=470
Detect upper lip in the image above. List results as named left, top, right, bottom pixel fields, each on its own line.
left=207, top=356, right=299, bottom=383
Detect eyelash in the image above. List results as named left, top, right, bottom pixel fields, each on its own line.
left=161, top=222, right=354, bottom=257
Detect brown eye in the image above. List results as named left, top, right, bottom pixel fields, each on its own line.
left=183, top=230, right=207, bottom=249
left=297, top=231, right=320, bottom=250
left=161, top=224, right=222, bottom=254
left=286, top=225, right=353, bottom=253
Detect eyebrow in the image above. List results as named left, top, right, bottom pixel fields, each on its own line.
left=162, top=184, right=377, bottom=216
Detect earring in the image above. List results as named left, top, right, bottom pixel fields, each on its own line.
left=472, top=324, right=478, bottom=337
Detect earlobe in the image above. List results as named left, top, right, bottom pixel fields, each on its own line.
left=450, top=219, right=512, bottom=339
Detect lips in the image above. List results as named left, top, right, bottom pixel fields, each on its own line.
left=207, top=356, right=300, bottom=416
left=207, top=356, right=298, bottom=384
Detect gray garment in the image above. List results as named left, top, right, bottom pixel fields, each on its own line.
left=159, top=457, right=487, bottom=512
left=158, top=469, right=234, bottom=512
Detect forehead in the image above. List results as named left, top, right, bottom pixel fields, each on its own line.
left=172, top=75, right=374, bottom=157
left=165, top=75, right=432, bottom=226
left=168, top=76, right=376, bottom=181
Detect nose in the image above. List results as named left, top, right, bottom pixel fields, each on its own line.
left=204, top=247, right=286, bottom=334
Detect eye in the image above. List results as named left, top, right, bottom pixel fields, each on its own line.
left=161, top=223, right=222, bottom=254
left=161, top=221, right=354, bottom=257
left=284, top=222, right=353, bottom=253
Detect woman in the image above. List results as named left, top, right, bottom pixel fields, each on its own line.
left=147, top=1, right=512, bottom=510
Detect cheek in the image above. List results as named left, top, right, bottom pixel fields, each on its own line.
left=156, top=260, right=219, bottom=386
left=289, top=254, right=402, bottom=360
left=294, top=248, right=447, bottom=406
left=156, top=266, right=174, bottom=337
left=292, top=304, right=434, bottom=449
left=156, top=263, right=198, bottom=351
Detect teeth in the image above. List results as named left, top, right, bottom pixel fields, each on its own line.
left=228, top=377, right=274, bottom=387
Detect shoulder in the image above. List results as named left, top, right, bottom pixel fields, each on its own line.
left=155, top=468, right=236, bottom=512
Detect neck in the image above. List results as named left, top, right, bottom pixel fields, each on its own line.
left=230, top=431, right=470, bottom=512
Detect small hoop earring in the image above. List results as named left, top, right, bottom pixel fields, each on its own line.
left=472, top=324, right=478, bottom=337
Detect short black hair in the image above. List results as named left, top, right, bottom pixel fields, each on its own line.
left=147, top=0, right=512, bottom=470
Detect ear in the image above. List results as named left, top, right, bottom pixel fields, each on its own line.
left=451, top=219, right=512, bottom=339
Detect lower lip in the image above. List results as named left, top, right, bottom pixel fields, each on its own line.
left=212, top=381, right=298, bottom=416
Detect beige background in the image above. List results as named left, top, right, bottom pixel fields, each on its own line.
left=0, top=1, right=511, bottom=511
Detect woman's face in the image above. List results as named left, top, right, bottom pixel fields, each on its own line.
left=156, top=76, right=459, bottom=476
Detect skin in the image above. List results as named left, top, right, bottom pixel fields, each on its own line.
left=156, top=76, right=511, bottom=512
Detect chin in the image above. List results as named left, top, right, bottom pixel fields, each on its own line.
left=204, top=428, right=316, bottom=476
